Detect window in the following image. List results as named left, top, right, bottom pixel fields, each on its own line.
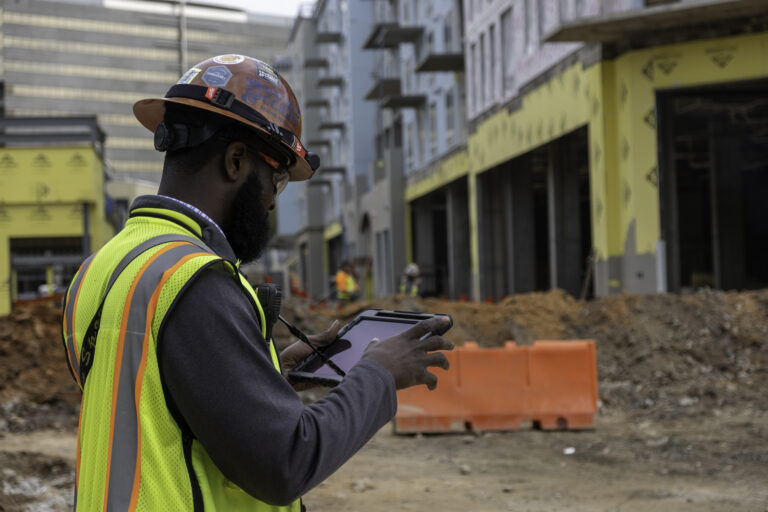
left=417, top=110, right=425, bottom=166
left=403, top=0, right=410, bottom=24
left=445, top=89, right=455, bottom=146
left=406, top=121, right=415, bottom=170
left=575, top=0, right=585, bottom=18
left=470, top=42, right=477, bottom=112
left=429, top=102, right=437, bottom=157
left=501, top=7, right=514, bottom=94
left=404, top=58, right=411, bottom=93
left=443, top=14, right=452, bottom=52
left=525, top=0, right=537, bottom=53
left=489, top=24, right=496, bottom=101
left=479, top=32, right=486, bottom=106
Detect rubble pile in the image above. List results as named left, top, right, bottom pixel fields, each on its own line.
left=1, top=289, right=766, bottom=430
left=0, top=303, right=80, bottom=431
left=281, top=288, right=768, bottom=416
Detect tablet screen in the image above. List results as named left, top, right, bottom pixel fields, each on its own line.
left=302, top=318, right=419, bottom=377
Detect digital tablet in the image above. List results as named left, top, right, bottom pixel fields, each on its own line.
left=288, top=309, right=453, bottom=387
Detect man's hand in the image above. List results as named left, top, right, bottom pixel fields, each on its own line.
left=361, top=316, right=453, bottom=390
left=281, top=320, right=340, bottom=376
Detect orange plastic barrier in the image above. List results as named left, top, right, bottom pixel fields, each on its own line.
left=394, top=340, right=598, bottom=433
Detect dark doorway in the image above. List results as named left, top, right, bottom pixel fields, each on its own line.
left=660, top=79, right=768, bottom=292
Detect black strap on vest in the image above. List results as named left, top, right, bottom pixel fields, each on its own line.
left=79, top=234, right=213, bottom=387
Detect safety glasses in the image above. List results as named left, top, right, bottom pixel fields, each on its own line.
left=254, top=150, right=290, bottom=197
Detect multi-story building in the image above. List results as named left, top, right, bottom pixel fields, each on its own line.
left=402, top=0, right=768, bottom=300
left=360, top=0, right=468, bottom=298
left=0, top=0, right=292, bottom=184
left=284, top=0, right=377, bottom=299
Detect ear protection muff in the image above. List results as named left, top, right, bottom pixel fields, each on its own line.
left=153, top=121, right=222, bottom=153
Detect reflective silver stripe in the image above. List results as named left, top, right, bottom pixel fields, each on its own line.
left=64, top=254, right=97, bottom=384
left=106, top=243, right=209, bottom=510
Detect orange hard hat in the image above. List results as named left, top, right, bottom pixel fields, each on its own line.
left=134, top=54, right=318, bottom=181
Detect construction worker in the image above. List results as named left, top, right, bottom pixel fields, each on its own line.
left=399, top=263, right=422, bottom=297
left=61, top=55, right=452, bottom=511
left=335, top=260, right=360, bottom=303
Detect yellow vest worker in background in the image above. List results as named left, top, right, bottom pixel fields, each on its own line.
left=335, top=261, right=360, bottom=303
left=61, top=55, right=452, bottom=511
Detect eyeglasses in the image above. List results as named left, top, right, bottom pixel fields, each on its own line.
left=254, top=150, right=290, bottom=197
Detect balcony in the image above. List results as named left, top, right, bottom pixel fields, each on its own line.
left=315, top=30, right=343, bottom=44
left=304, top=57, right=329, bottom=69
left=317, top=76, right=344, bottom=88
left=318, top=121, right=346, bottom=131
left=380, top=95, right=426, bottom=110
left=318, top=166, right=347, bottom=176
left=545, top=0, right=766, bottom=44
left=363, top=22, right=425, bottom=50
left=305, top=98, right=330, bottom=109
left=415, top=52, right=464, bottom=73
left=306, top=138, right=331, bottom=147
left=365, top=77, right=401, bottom=100
left=364, top=76, right=426, bottom=110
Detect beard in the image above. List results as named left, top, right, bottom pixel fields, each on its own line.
left=224, top=171, right=272, bottom=264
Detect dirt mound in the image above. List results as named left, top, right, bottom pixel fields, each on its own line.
left=1, top=289, right=766, bottom=430
left=278, top=288, right=768, bottom=416
left=0, top=303, right=80, bottom=431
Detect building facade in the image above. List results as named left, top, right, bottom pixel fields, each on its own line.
left=405, top=0, right=768, bottom=300
left=0, top=0, right=291, bottom=182
left=284, top=0, right=378, bottom=300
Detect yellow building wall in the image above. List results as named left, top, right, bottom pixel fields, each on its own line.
left=405, top=30, right=768, bottom=297
left=0, top=146, right=113, bottom=315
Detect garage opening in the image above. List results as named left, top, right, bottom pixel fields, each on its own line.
left=659, top=79, right=768, bottom=292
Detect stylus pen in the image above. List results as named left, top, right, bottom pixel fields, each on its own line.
left=278, top=315, right=347, bottom=378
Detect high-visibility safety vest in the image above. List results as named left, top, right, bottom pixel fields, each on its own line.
left=335, top=271, right=358, bottom=300
left=62, top=207, right=299, bottom=512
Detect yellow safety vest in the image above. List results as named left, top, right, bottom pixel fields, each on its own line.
left=62, top=207, right=298, bottom=511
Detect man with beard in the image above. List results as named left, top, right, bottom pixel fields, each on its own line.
left=62, top=56, right=452, bottom=511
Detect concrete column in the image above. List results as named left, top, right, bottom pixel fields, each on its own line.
left=547, top=142, right=582, bottom=297
left=468, top=172, right=481, bottom=301
left=307, top=184, right=329, bottom=299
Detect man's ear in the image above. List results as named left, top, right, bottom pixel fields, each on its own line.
left=223, top=141, right=248, bottom=182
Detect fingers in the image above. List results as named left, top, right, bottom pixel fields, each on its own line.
left=424, top=352, right=450, bottom=371
left=306, top=320, right=340, bottom=347
left=418, top=335, right=454, bottom=352
left=423, top=370, right=438, bottom=391
left=402, top=315, right=451, bottom=340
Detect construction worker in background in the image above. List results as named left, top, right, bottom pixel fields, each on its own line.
left=399, top=263, right=422, bottom=297
left=335, top=260, right=360, bottom=304
left=61, top=55, right=452, bottom=511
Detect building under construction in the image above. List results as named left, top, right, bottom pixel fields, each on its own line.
left=286, top=0, right=767, bottom=301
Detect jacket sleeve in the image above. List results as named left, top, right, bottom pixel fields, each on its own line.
left=158, top=267, right=397, bottom=505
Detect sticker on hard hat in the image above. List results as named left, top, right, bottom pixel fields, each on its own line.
left=203, top=66, right=232, bottom=87
left=256, top=67, right=279, bottom=86
left=214, top=54, right=245, bottom=65
left=177, top=67, right=201, bottom=84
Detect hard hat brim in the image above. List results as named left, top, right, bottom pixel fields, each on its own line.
left=134, top=97, right=315, bottom=182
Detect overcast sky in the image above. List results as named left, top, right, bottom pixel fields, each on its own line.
left=198, top=0, right=311, bottom=18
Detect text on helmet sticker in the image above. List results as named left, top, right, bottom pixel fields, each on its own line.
left=256, top=67, right=279, bottom=86
left=202, top=66, right=232, bottom=87
left=177, top=67, right=201, bottom=84
left=213, top=54, right=245, bottom=65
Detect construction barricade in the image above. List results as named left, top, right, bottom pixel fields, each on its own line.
left=394, top=340, right=598, bottom=433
